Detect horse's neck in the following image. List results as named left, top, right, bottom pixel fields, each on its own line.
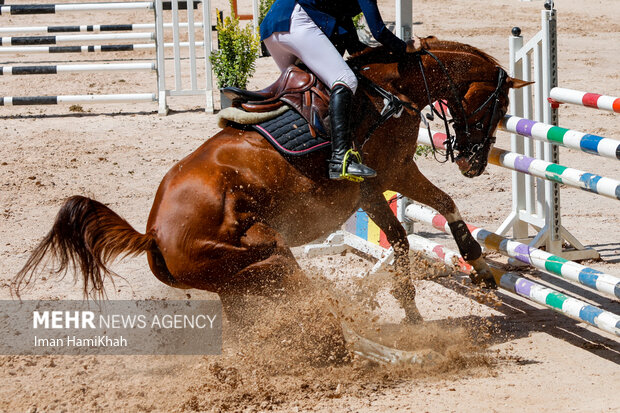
left=351, top=47, right=496, bottom=128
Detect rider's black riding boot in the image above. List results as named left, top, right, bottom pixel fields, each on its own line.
left=328, top=84, right=377, bottom=181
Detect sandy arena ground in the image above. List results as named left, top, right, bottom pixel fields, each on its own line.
left=1, top=0, right=619, bottom=411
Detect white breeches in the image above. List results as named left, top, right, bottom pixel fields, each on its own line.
left=263, top=3, right=359, bottom=93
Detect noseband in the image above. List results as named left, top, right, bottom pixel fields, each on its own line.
left=414, top=49, right=508, bottom=165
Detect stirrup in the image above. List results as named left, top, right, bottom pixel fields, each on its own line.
left=340, top=149, right=365, bottom=183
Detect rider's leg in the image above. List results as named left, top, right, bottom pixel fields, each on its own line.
left=263, top=4, right=376, bottom=180
left=327, top=84, right=376, bottom=180
left=262, top=33, right=298, bottom=72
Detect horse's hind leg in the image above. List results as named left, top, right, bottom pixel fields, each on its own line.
left=361, top=189, right=423, bottom=323
left=219, top=222, right=310, bottom=322
left=393, top=164, right=496, bottom=288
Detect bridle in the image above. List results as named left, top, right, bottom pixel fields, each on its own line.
left=354, top=49, right=509, bottom=169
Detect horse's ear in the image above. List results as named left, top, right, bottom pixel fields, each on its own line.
left=417, top=36, right=438, bottom=49
left=507, top=77, right=535, bottom=89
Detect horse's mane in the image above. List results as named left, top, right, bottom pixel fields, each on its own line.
left=348, top=36, right=501, bottom=68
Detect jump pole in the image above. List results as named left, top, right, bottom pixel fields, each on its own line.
left=0, top=42, right=205, bottom=54
left=500, top=115, right=620, bottom=161
left=0, top=32, right=154, bottom=45
left=0, top=94, right=156, bottom=105
left=0, top=1, right=200, bottom=15
left=405, top=203, right=620, bottom=300
left=407, top=233, right=620, bottom=337
left=418, top=129, right=620, bottom=201
left=0, top=63, right=155, bottom=75
left=0, top=22, right=204, bottom=34
left=550, top=87, right=620, bottom=114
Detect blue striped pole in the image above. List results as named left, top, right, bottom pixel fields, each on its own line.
left=500, top=115, right=620, bottom=161
left=408, top=234, right=620, bottom=336
left=418, top=129, right=620, bottom=201
left=405, top=203, right=620, bottom=300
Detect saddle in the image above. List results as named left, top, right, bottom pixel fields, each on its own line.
left=221, top=65, right=331, bottom=137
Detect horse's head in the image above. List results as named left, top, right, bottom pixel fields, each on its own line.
left=409, top=38, right=532, bottom=177
left=351, top=39, right=531, bottom=178
left=449, top=70, right=530, bottom=178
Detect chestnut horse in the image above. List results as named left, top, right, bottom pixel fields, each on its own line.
left=14, top=38, right=528, bottom=322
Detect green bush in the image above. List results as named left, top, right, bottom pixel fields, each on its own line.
left=258, top=0, right=275, bottom=24
left=210, top=2, right=260, bottom=89
left=352, top=13, right=365, bottom=30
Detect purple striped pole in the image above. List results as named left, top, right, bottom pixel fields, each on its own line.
left=500, top=115, right=620, bottom=161
left=407, top=234, right=619, bottom=337
left=417, top=129, right=620, bottom=200
left=405, top=203, right=620, bottom=300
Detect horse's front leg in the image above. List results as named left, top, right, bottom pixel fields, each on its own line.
left=393, top=163, right=496, bottom=288
left=360, top=187, right=423, bottom=323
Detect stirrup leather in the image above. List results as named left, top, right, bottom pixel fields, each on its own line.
left=340, top=149, right=364, bottom=183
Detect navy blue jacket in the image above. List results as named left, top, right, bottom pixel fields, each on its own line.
left=259, top=0, right=406, bottom=55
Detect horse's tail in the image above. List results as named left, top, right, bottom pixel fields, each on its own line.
left=12, top=195, right=156, bottom=298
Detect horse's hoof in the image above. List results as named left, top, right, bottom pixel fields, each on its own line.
left=468, top=257, right=498, bottom=289
left=470, top=268, right=498, bottom=289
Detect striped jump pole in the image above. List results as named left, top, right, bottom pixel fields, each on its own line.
left=550, top=87, right=620, bottom=114
left=0, top=62, right=155, bottom=75
left=0, top=22, right=204, bottom=34
left=0, top=32, right=154, bottom=46
left=0, top=93, right=156, bottom=106
left=500, top=115, right=620, bottom=161
left=405, top=203, right=620, bottom=300
left=0, top=1, right=199, bottom=15
left=407, top=233, right=620, bottom=337
left=418, top=129, right=620, bottom=201
left=0, top=42, right=205, bottom=54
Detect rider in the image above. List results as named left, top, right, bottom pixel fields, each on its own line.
left=260, top=0, right=413, bottom=181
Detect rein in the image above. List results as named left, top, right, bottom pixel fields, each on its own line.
left=353, top=49, right=508, bottom=166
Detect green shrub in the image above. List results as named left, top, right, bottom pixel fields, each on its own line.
left=352, top=13, right=365, bottom=30
left=210, top=2, right=260, bottom=89
left=258, top=0, right=275, bottom=24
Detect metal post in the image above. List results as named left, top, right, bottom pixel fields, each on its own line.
left=252, top=0, right=259, bottom=29
left=395, top=0, right=412, bottom=40
left=541, top=6, right=562, bottom=254
left=155, top=0, right=168, bottom=115
left=202, top=0, right=214, bottom=113
left=497, top=27, right=528, bottom=240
